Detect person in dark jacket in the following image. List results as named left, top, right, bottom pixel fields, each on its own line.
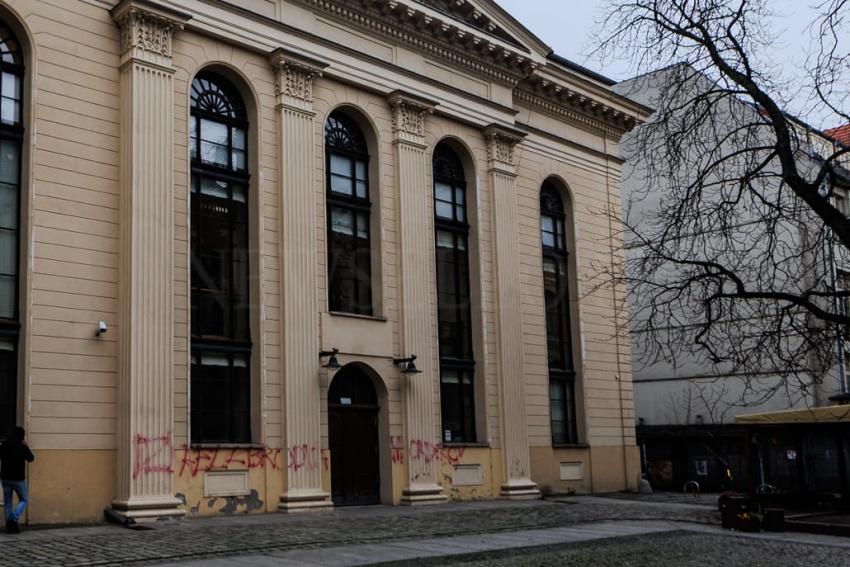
left=1, top=427, right=34, bottom=534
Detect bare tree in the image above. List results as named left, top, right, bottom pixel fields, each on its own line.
left=595, top=0, right=850, bottom=403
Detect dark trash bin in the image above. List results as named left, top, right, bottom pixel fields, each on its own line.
left=719, top=494, right=758, bottom=530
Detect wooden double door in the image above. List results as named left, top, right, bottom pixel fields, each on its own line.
left=328, top=365, right=380, bottom=506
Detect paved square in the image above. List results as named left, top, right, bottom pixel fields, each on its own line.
left=0, top=496, right=846, bottom=566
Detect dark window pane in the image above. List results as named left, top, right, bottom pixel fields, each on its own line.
left=325, top=116, right=373, bottom=316
left=435, top=200, right=454, bottom=219
left=0, top=139, right=19, bottom=185
left=0, top=339, right=15, bottom=437
left=434, top=143, right=476, bottom=442
left=541, top=182, right=577, bottom=444
left=331, top=207, right=354, bottom=236
left=232, top=128, right=246, bottom=151
left=190, top=72, right=252, bottom=444
left=189, top=118, right=198, bottom=160
left=0, top=26, right=23, bottom=435
left=191, top=351, right=251, bottom=444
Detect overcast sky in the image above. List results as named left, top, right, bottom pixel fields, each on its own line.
left=496, top=0, right=841, bottom=129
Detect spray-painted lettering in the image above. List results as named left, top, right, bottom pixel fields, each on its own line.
left=390, top=436, right=405, bottom=464
left=133, top=433, right=174, bottom=479
left=406, top=438, right=465, bottom=466
left=177, top=445, right=282, bottom=478
left=287, top=444, right=321, bottom=472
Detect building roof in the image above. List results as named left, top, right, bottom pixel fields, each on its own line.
left=735, top=405, right=850, bottom=425
left=825, top=124, right=850, bottom=147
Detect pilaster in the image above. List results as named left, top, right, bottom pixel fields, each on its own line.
left=110, top=0, right=190, bottom=521
left=484, top=125, right=540, bottom=499
left=388, top=91, right=447, bottom=505
left=271, top=49, right=333, bottom=511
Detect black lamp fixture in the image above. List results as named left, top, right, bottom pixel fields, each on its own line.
left=319, top=348, right=342, bottom=370
left=393, top=354, right=422, bottom=375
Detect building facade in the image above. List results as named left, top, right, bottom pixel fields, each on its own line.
left=615, top=66, right=850, bottom=493
left=0, top=0, right=647, bottom=524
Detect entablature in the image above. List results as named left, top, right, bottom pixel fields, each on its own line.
left=516, top=65, right=652, bottom=140
left=289, top=0, right=538, bottom=86
left=132, top=0, right=648, bottom=144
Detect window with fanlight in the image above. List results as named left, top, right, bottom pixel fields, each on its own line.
left=540, top=180, right=578, bottom=445
left=325, top=111, right=373, bottom=316
left=433, top=143, right=476, bottom=444
left=0, top=22, right=23, bottom=439
left=189, top=72, right=251, bottom=444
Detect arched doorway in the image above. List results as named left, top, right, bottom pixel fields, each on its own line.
left=328, top=364, right=380, bottom=506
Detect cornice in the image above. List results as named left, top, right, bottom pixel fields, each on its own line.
left=514, top=80, right=640, bottom=139
left=292, top=0, right=537, bottom=86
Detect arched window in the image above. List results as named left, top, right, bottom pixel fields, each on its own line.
left=540, top=181, right=577, bottom=444
left=0, top=22, right=22, bottom=437
left=189, top=72, right=251, bottom=444
left=433, top=143, right=475, bottom=443
left=325, top=112, right=372, bottom=315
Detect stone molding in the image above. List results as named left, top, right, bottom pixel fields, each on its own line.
left=111, top=0, right=189, bottom=67
left=270, top=48, right=328, bottom=112
left=514, top=85, right=639, bottom=138
left=484, top=125, right=525, bottom=176
left=387, top=91, right=437, bottom=147
left=293, top=0, right=536, bottom=86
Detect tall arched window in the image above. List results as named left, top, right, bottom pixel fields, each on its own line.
left=189, top=72, right=251, bottom=444
left=433, top=143, right=475, bottom=443
left=540, top=181, right=577, bottom=444
left=0, top=22, right=23, bottom=437
left=325, top=112, right=372, bottom=315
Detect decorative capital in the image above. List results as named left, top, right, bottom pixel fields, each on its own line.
left=387, top=91, right=437, bottom=146
left=484, top=125, right=525, bottom=175
left=270, top=49, right=328, bottom=112
left=111, top=1, right=189, bottom=66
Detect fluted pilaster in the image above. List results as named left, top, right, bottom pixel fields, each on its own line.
left=271, top=49, right=333, bottom=510
left=485, top=125, right=540, bottom=499
left=110, top=0, right=190, bottom=520
left=388, top=91, right=447, bottom=504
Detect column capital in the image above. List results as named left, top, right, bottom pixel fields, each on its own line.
left=387, top=91, right=437, bottom=147
left=483, top=124, right=526, bottom=176
left=270, top=48, right=328, bottom=112
left=111, top=0, right=190, bottom=68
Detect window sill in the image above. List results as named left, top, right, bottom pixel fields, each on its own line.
left=441, top=442, right=490, bottom=448
left=189, top=443, right=267, bottom=450
left=328, top=311, right=387, bottom=322
left=552, top=443, right=589, bottom=450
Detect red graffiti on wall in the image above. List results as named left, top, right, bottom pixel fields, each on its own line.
left=288, top=444, right=321, bottom=472
left=177, top=445, right=282, bottom=478
left=408, top=439, right=465, bottom=466
left=390, top=436, right=405, bottom=464
left=133, top=433, right=174, bottom=480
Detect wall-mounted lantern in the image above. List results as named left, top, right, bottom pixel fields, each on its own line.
left=393, top=354, right=422, bottom=375
left=319, top=348, right=342, bottom=370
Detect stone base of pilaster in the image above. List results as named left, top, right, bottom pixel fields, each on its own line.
left=401, top=483, right=448, bottom=505
left=500, top=479, right=541, bottom=500
left=278, top=489, right=333, bottom=512
left=109, top=496, right=186, bottom=523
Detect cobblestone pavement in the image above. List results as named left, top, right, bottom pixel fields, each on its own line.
left=0, top=499, right=721, bottom=566
left=592, top=490, right=720, bottom=507
left=387, top=530, right=850, bottom=567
